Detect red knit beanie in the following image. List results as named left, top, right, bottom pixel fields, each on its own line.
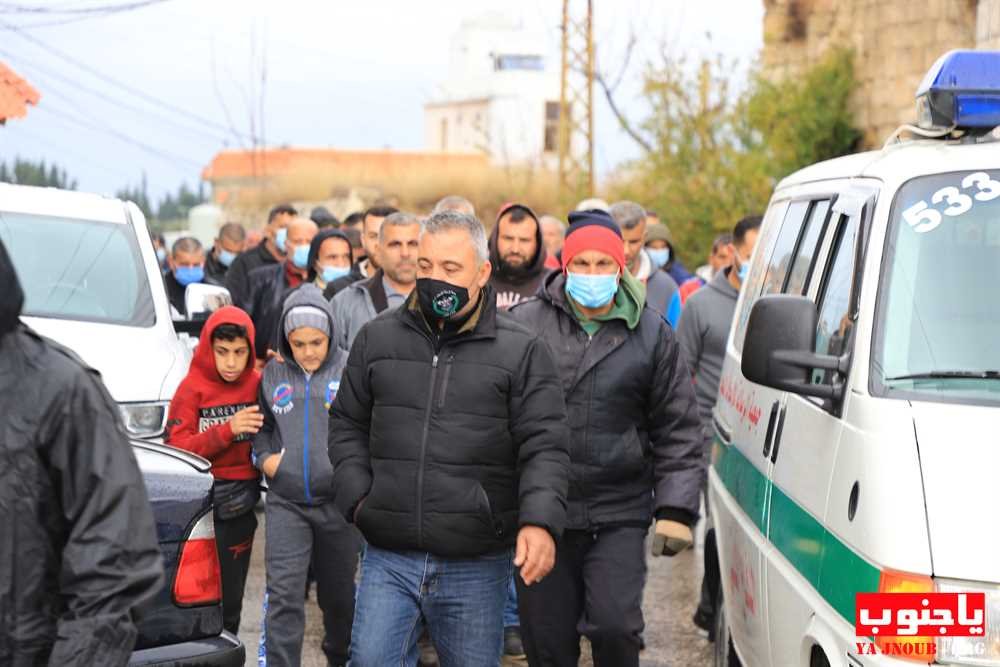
left=561, top=210, right=626, bottom=272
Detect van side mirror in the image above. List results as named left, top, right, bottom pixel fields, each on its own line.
left=741, top=295, right=848, bottom=402
left=173, top=284, right=233, bottom=338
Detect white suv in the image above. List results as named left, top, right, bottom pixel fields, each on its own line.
left=0, top=183, right=191, bottom=439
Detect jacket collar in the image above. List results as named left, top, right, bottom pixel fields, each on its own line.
left=399, top=283, right=499, bottom=342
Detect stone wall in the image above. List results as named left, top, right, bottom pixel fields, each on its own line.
left=761, top=0, right=993, bottom=148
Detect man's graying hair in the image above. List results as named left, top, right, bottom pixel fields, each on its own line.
left=422, top=211, right=489, bottom=265
left=171, top=236, right=203, bottom=257
left=608, top=201, right=647, bottom=231
left=378, top=211, right=423, bottom=243
left=432, top=195, right=476, bottom=217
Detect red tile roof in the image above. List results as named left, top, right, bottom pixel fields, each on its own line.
left=0, top=62, right=40, bottom=123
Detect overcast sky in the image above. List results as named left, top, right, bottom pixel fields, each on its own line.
left=0, top=0, right=763, bottom=202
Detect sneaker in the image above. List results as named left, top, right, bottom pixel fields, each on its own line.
left=503, top=626, right=525, bottom=657
left=692, top=608, right=716, bottom=642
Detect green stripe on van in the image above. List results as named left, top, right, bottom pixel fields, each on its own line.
left=713, top=441, right=882, bottom=623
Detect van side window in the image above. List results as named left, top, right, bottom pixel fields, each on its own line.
left=761, top=200, right=809, bottom=296
left=812, top=213, right=859, bottom=385
left=733, top=201, right=787, bottom=352
left=784, top=200, right=830, bottom=296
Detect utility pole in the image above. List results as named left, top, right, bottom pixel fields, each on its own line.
left=558, top=0, right=594, bottom=205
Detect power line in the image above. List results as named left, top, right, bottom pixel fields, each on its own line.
left=35, top=104, right=203, bottom=173
left=0, top=18, right=253, bottom=143
left=0, top=1, right=168, bottom=15
left=0, top=47, right=228, bottom=144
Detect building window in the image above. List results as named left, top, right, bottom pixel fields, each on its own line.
left=544, top=101, right=561, bottom=153
left=494, top=54, right=544, bottom=71
left=440, top=118, right=448, bottom=152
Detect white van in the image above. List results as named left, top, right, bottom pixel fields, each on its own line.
left=0, top=184, right=195, bottom=439
left=710, top=51, right=1000, bottom=667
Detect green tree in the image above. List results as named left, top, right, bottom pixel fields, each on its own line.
left=156, top=181, right=203, bottom=222
left=116, top=173, right=154, bottom=220
left=0, top=157, right=77, bottom=189
left=608, top=48, right=860, bottom=265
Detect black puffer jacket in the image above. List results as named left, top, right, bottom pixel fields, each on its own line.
left=508, top=271, right=704, bottom=530
left=328, top=287, right=570, bottom=558
left=0, top=240, right=164, bottom=666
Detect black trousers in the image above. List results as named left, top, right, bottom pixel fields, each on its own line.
left=517, top=526, right=647, bottom=667
left=214, top=509, right=258, bottom=634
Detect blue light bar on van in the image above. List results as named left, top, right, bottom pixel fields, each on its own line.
left=915, top=50, right=1000, bottom=131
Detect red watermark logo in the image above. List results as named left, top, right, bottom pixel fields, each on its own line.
left=853, top=592, right=986, bottom=659
left=855, top=592, right=986, bottom=638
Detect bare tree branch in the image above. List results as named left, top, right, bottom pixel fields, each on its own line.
left=594, top=28, right=655, bottom=153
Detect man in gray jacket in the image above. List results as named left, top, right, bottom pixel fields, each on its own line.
left=676, top=214, right=761, bottom=639
left=253, top=284, right=360, bottom=667
left=330, top=212, right=421, bottom=351
left=608, top=201, right=679, bottom=317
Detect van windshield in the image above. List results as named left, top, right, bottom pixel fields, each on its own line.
left=0, top=211, right=155, bottom=327
left=874, top=170, right=1000, bottom=405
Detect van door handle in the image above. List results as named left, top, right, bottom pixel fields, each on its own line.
left=770, top=407, right=787, bottom=464
left=762, top=401, right=779, bottom=458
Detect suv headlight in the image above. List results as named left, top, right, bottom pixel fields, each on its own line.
left=937, top=578, right=1000, bottom=665
left=118, top=401, right=168, bottom=438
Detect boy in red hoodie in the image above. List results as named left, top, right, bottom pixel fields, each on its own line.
left=166, top=306, right=264, bottom=634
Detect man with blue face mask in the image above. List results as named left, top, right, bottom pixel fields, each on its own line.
left=245, top=217, right=318, bottom=361
left=164, top=236, right=206, bottom=317
left=676, top=214, right=760, bottom=641
left=508, top=209, right=703, bottom=667
left=227, top=204, right=296, bottom=312
left=204, top=222, right=246, bottom=286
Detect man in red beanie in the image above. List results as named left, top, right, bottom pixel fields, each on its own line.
left=166, top=305, right=263, bottom=634
left=509, top=209, right=703, bottom=667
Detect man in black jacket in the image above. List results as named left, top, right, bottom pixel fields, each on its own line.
left=328, top=210, right=570, bottom=666
left=0, top=238, right=164, bottom=666
left=226, top=203, right=297, bottom=308
left=508, top=210, right=703, bottom=667
left=204, top=221, right=247, bottom=286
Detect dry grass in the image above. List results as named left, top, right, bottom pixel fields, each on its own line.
left=226, top=162, right=567, bottom=228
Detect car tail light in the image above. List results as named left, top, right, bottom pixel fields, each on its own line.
left=173, top=511, right=221, bottom=606
left=874, top=569, right=935, bottom=663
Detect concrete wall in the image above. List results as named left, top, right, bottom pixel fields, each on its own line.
left=761, top=0, right=987, bottom=148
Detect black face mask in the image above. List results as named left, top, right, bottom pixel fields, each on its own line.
left=417, top=277, right=470, bottom=322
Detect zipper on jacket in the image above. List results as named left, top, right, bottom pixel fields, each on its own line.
left=416, top=354, right=439, bottom=548
left=303, top=376, right=312, bottom=504
left=436, top=355, right=455, bottom=408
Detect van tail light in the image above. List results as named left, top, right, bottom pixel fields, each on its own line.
left=173, top=511, right=222, bottom=606
left=874, top=570, right=935, bottom=663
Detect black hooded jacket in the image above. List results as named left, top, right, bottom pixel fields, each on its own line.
left=488, top=206, right=550, bottom=310
left=508, top=271, right=705, bottom=530
left=0, top=239, right=164, bottom=666
left=328, top=286, right=571, bottom=558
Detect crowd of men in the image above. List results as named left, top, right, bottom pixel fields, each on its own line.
left=3, top=192, right=763, bottom=667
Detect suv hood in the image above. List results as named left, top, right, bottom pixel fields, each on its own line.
left=912, top=400, right=1000, bottom=583
left=22, top=315, right=183, bottom=402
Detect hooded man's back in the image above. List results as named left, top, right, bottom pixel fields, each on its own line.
left=0, top=239, right=164, bottom=666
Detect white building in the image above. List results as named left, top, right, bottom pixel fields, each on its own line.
left=424, top=13, right=562, bottom=168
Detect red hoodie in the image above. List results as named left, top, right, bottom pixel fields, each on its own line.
left=166, top=306, right=261, bottom=480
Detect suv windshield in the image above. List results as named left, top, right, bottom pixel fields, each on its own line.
left=0, top=211, right=154, bottom=326
left=874, top=169, right=1000, bottom=405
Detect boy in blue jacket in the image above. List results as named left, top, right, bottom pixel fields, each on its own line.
left=253, top=284, right=360, bottom=667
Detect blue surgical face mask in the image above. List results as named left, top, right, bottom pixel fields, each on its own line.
left=646, top=247, right=670, bottom=270
left=174, top=265, right=204, bottom=286
left=735, top=253, right=750, bottom=283
left=275, top=227, right=288, bottom=253
left=155, top=247, right=167, bottom=264
left=218, top=248, right=237, bottom=267
left=565, top=271, right=619, bottom=309
left=320, top=264, right=351, bottom=283
left=292, top=244, right=310, bottom=269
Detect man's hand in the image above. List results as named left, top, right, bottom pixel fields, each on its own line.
left=514, top=525, right=555, bottom=586
left=651, top=519, right=693, bottom=557
left=230, top=405, right=264, bottom=436
left=261, top=450, right=284, bottom=478
left=266, top=348, right=285, bottom=364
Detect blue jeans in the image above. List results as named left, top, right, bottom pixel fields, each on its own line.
left=350, top=544, right=512, bottom=667
left=504, top=575, right=520, bottom=629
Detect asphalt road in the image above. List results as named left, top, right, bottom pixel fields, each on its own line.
left=237, top=508, right=713, bottom=667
